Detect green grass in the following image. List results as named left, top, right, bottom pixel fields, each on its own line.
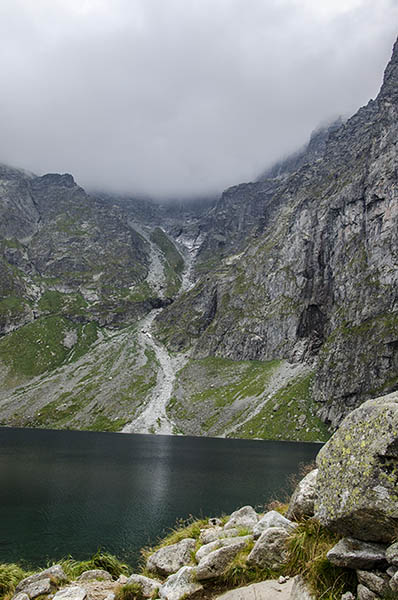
left=115, top=582, right=145, bottom=600
left=234, top=373, right=330, bottom=442
left=150, top=228, right=184, bottom=275
left=0, top=296, right=27, bottom=316
left=0, top=316, right=98, bottom=380
left=60, top=550, right=129, bottom=580
left=38, top=290, right=88, bottom=317
left=0, top=563, right=31, bottom=598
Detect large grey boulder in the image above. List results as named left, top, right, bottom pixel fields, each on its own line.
left=159, top=566, right=203, bottom=600
left=247, top=527, right=290, bottom=569
left=53, top=587, right=87, bottom=600
left=253, top=510, right=295, bottom=538
left=126, top=574, right=162, bottom=597
left=77, top=569, right=112, bottom=582
left=196, top=541, right=247, bottom=580
left=16, top=565, right=67, bottom=593
left=315, top=394, right=398, bottom=543
left=147, top=538, right=196, bottom=576
left=195, top=535, right=252, bottom=562
left=386, top=541, right=398, bottom=566
left=224, top=506, right=258, bottom=531
left=199, top=527, right=240, bottom=544
left=327, top=538, right=387, bottom=569
left=286, top=469, right=318, bottom=521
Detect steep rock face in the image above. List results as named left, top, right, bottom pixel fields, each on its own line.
left=157, top=38, right=398, bottom=427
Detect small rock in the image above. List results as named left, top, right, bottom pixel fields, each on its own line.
left=278, top=575, right=287, bottom=584
left=247, top=527, right=290, bottom=569
left=341, top=593, right=355, bottom=600
left=147, top=538, right=196, bottom=576
left=159, top=566, right=203, bottom=600
left=11, top=594, right=29, bottom=600
left=286, top=469, right=318, bottom=521
left=16, top=565, right=68, bottom=593
left=117, top=575, right=128, bottom=585
left=126, top=574, right=162, bottom=597
left=357, top=584, right=379, bottom=600
left=386, top=541, right=398, bottom=566
left=53, top=587, right=87, bottom=600
left=224, top=506, right=258, bottom=531
left=327, top=538, right=387, bottom=569
left=387, top=565, right=398, bottom=577
left=196, top=541, right=247, bottom=580
left=356, top=570, right=390, bottom=595
left=195, top=536, right=252, bottom=562
left=209, top=518, right=222, bottom=526
left=104, top=594, right=115, bottom=600
left=390, top=571, right=398, bottom=592
left=253, top=510, right=295, bottom=538
left=77, top=569, right=113, bottom=582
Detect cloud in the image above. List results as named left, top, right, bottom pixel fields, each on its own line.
left=0, top=0, right=397, bottom=198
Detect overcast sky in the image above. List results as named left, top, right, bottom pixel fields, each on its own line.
left=0, top=0, right=397, bottom=199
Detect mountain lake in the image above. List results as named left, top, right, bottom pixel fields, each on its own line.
left=0, top=427, right=321, bottom=568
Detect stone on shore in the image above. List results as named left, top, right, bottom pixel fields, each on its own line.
left=247, top=527, right=290, bottom=569
left=315, top=394, right=398, bottom=543
left=327, top=538, right=387, bottom=569
left=199, top=527, right=240, bottom=544
left=290, top=575, right=316, bottom=599
left=253, top=510, right=295, bottom=538
left=12, top=594, right=30, bottom=600
left=224, top=506, right=258, bottom=531
left=356, top=584, right=380, bottom=600
left=77, top=569, right=113, bottom=582
left=53, top=586, right=87, bottom=600
left=195, top=536, right=252, bottom=562
left=15, top=578, right=52, bottom=599
left=16, top=565, right=67, bottom=593
left=159, top=566, right=203, bottom=600
left=356, top=570, right=390, bottom=596
left=215, top=579, right=294, bottom=600
left=196, top=541, right=248, bottom=580
left=126, top=574, right=162, bottom=597
left=286, top=469, right=318, bottom=521
left=147, top=538, right=196, bottom=576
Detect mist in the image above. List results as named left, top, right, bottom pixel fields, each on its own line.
left=0, top=0, right=397, bottom=199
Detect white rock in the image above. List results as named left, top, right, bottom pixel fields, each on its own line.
left=16, top=565, right=67, bottom=593
left=253, top=510, right=296, bottom=538
left=159, top=566, right=203, bottom=600
left=53, top=587, right=87, bottom=600
left=290, top=575, right=316, bottom=599
left=224, top=506, right=258, bottom=531
left=247, top=527, right=290, bottom=569
left=77, top=569, right=113, bottom=582
left=196, top=541, right=248, bottom=580
left=147, top=538, right=196, bottom=576
left=287, top=469, right=318, bottom=521
left=126, top=574, right=162, bottom=597
left=195, top=536, right=252, bottom=562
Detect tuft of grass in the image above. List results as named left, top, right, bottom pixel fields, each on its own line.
left=0, top=563, right=30, bottom=598
left=285, top=519, right=357, bottom=599
left=265, top=500, right=289, bottom=515
left=115, top=582, right=145, bottom=600
left=219, top=541, right=280, bottom=588
left=59, top=550, right=129, bottom=580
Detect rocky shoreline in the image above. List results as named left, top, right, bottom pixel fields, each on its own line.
left=4, top=390, right=398, bottom=600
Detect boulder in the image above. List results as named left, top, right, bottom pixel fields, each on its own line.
left=147, top=538, right=196, bottom=576
left=247, top=527, right=290, bottom=569
left=290, top=575, right=315, bottom=600
left=53, top=587, right=87, bottom=600
left=199, top=527, right=240, bottom=544
left=356, top=570, right=390, bottom=596
left=195, top=535, right=252, bottom=562
left=196, top=541, right=247, bottom=580
left=16, top=565, right=67, bottom=593
left=15, top=578, right=52, bottom=599
left=341, top=593, right=355, bottom=600
left=315, top=394, right=398, bottom=543
left=253, top=510, right=295, bottom=538
left=224, top=506, right=258, bottom=531
left=159, top=566, right=203, bottom=600
left=356, top=584, right=380, bottom=600
left=286, top=469, right=318, bottom=521
left=126, top=574, right=162, bottom=597
left=386, top=541, right=398, bottom=566
left=214, top=579, right=294, bottom=600
left=77, top=569, right=113, bottom=582
left=327, top=538, right=387, bottom=569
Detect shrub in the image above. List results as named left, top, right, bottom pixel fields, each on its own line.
left=60, top=550, right=129, bottom=580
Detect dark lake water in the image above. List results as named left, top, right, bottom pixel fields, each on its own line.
left=0, top=427, right=321, bottom=568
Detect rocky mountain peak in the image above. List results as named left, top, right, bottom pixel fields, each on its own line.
left=37, top=173, right=76, bottom=188
left=378, top=35, right=398, bottom=103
